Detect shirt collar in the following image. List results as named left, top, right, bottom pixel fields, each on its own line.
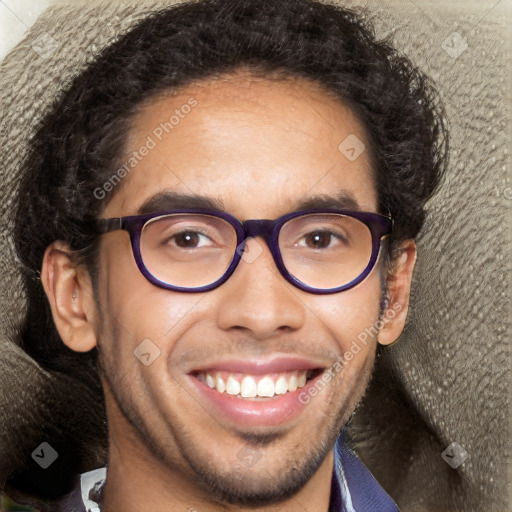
left=76, top=429, right=399, bottom=512
left=77, top=467, right=105, bottom=512
left=330, top=427, right=400, bottom=512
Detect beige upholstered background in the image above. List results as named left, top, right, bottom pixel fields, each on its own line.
left=0, top=1, right=511, bottom=510
left=0, top=0, right=54, bottom=62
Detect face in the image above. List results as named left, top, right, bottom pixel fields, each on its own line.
left=43, top=71, right=415, bottom=508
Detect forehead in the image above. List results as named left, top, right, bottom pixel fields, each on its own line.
left=102, top=71, right=377, bottom=219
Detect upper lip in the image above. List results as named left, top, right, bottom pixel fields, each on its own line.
left=188, top=356, right=326, bottom=375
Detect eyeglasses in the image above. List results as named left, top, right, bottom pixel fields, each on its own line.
left=95, top=209, right=393, bottom=294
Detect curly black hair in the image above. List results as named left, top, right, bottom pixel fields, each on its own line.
left=14, top=0, right=448, bottom=387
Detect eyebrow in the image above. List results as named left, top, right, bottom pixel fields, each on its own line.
left=137, top=191, right=226, bottom=214
left=136, top=190, right=362, bottom=216
left=291, top=192, right=361, bottom=212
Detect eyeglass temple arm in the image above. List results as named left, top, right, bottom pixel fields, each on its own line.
left=95, top=217, right=123, bottom=234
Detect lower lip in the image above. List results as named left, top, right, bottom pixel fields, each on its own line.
left=186, top=373, right=323, bottom=428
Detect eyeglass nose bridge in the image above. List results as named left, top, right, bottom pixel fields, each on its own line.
left=236, top=218, right=279, bottom=262
left=234, top=218, right=288, bottom=283
left=242, top=219, right=276, bottom=241
left=235, top=218, right=283, bottom=267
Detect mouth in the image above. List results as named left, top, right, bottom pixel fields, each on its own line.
left=193, top=369, right=323, bottom=400
left=185, top=358, right=326, bottom=427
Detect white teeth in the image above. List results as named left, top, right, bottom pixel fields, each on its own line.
left=206, top=374, right=215, bottom=389
left=257, top=376, right=275, bottom=397
left=201, top=370, right=313, bottom=399
left=288, top=374, right=298, bottom=392
left=241, top=376, right=257, bottom=398
left=274, top=376, right=288, bottom=395
left=217, top=376, right=226, bottom=393
left=226, top=375, right=241, bottom=396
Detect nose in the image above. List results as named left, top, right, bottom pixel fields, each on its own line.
left=215, top=237, right=307, bottom=339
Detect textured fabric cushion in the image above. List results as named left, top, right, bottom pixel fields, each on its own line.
left=0, top=1, right=510, bottom=510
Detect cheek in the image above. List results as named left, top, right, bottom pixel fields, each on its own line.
left=97, top=239, right=207, bottom=347
left=305, top=271, right=383, bottom=356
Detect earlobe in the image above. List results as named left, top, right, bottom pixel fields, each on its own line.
left=377, top=240, right=417, bottom=346
left=41, top=241, right=98, bottom=353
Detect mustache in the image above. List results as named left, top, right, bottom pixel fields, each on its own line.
left=171, top=336, right=341, bottom=370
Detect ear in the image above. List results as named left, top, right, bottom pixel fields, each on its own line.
left=41, top=241, right=99, bottom=352
left=377, top=240, right=417, bottom=346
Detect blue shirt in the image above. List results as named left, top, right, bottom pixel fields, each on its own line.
left=58, top=427, right=399, bottom=511
left=330, top=428, right=399, bottom=511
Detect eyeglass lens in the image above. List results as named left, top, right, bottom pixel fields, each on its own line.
left=140, top=213, right=373, bottom=290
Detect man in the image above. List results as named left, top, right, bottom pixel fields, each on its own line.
left=11, top=0, right=447, bottom=510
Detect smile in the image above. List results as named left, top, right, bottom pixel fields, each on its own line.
left=186, top=358, right=326, bottom=427
left=195, top=370, right=320, bottom=399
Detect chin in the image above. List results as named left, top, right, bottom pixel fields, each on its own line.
left=193, top=462, right=319, bottom=508
left=185, top=426, right=336, bottom=509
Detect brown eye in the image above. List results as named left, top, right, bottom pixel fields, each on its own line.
left=173, top=231, right=201, bottom=248
left=304, top=231, right=333, bottom=249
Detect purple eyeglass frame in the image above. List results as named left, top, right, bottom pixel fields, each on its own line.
left=95, top=208, right=393, bottom=294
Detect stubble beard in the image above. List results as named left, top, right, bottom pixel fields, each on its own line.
left=97, top=329, right=377, bottom=509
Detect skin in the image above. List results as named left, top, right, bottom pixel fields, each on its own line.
left=41, top=70, right=416, bottom=512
